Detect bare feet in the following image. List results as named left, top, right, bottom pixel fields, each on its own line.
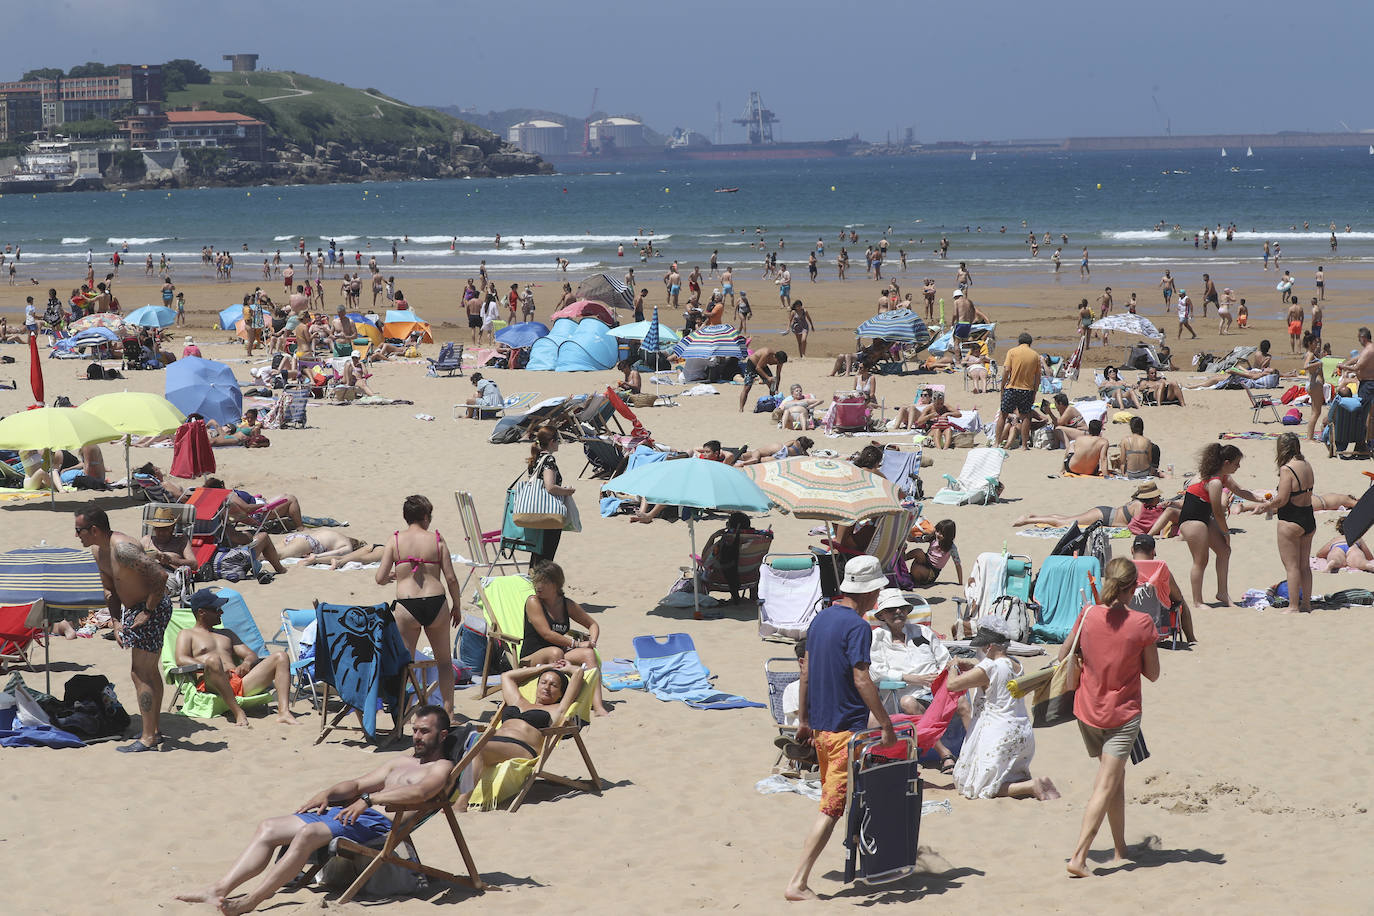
left=219, top=896, right=255, bottom=916
left=784, top=884, right=819, bottom=901
left=174, top=888, right=222, bottom=904
left=1013, top=515, right=1031, bottom=527
left=1214, top=594, right=1234, bottom=608
left=1034, top=777, right=1061, bottom=801
left=277, top=711, right=298, bottom=725
left=231, top=711, right=250, bottom=727
left=1065, top=860, right=1092, bottom=878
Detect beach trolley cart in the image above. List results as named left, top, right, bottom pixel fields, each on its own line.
left=843, top=722, right=923, bottom=886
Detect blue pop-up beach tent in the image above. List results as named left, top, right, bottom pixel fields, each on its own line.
left=526, top=318, right=617, bottom=371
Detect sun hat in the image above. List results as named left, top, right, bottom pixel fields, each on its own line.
left=952, top=290, right=964, bottom=298
left=840, top=555, right=888, bottom=594
left=147, top=507, right=180, bottom=528
left=1133, top=481, right=1162, bottom=500
left=873, top=587, right=912, bottom=616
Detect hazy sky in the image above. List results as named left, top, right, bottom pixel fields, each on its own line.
left=12, top=0, right=1372, bottom=142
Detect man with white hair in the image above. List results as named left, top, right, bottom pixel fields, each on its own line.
left=784, top=556, right=897, bottom=902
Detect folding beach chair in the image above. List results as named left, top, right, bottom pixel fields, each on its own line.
left=132, top=472, right=180, bottom=505
left=468, top=666, right=603, bottom=812
left=764, top=655, right=812, bottom=773
left=314, top=600, right=430, bottom=745
left=183, top=487, right=234, bottom=579
left=272, top=607, right=325, bottom=708
left=426, top=341, right=464, bottom=377
left=1326, top=396, right=1372, bottom=457
left=1129, top=559, right=1185, bottom=649
left=844, top=723, right=923, bottom=886
left=579, top=438, right=625, bottom=479
left=932, top=447, right=1008, bottom=505
left=758, top=555, right=823, bottom=641
left=687, top=527, right=774, bottom=603
left=281, top=387, right=309, bottom=428
left=473, top=575, right=532, bottom=698
left=1030, top=555, right=1101, bottom=643
left=878, top=447, right=923, bottom=501
left=160, top=605, right=276, bottom=718
left=825, top=392, right=872, bottom=434
left=1245, top=386, right=1282, bottom=424
left=320, top=717, right=497, bottom=903
left=0, top=602, right=44, bottom=673
left=454, top=491, right=526, bottom=604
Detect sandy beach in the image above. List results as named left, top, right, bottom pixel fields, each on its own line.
left=2, top=253, right=1372, bottom=914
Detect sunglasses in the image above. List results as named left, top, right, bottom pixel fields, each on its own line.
left=74, top=525, right=93, bottom=534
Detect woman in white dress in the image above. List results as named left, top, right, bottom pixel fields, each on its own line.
left=946, top=616, right=1059, bottom=801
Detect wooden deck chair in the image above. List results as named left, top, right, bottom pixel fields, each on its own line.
left=469, top=667, right=603, bottom=812
left=473, top=575, right=533, bottom=698
left=454, top=491, right=526, bottom=602
left=327, top=717, right=498, bottom=903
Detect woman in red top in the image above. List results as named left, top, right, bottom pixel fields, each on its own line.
left=1177, top=443, right=1260, bottom=607
left=1059, top=558, right=1160, bottom=878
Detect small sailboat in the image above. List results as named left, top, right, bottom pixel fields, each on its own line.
left=970, top=151, right=977, bottom=161
left=1369, top=145, right=1373, bottom=155
left=1220, top=147, right=1227, bottom=157
left=1246, top=146, right=1253, bottom=157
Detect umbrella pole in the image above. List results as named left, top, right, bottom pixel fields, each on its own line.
left=125, top=434, right=133, bottom=496
left=45, top=448, right=55, bottom=506
left=689, top=516, right=702, bottom=620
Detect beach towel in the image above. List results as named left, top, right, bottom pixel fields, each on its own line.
left=170, top=418, right=215, bottom=478
left=0, top=723, right=85, bottom=748
left=313, top=602, right=409, bottom=738
left=964, top=552, right=1008, bottom=619
left=600, top=658, right=644, bottom=692
left=878, top=449, right=923, bottom=499
left=1031, top=556, right=1100, bottom=643
left=1217, top=431, right=1282, bottom=440
left=1018, top=525, right=1130, bottom=540
left=632, top=633, right=764, bottom=710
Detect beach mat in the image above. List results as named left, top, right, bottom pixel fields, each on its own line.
left=632, top=633, right=764, bottom=710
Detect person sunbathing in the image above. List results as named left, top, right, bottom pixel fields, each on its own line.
left=1112, top=416, right=1162, bottom=479
left=1062, top=419, right=1111, bottom=475
left=1098, top=366, right=1141, bottom=408
left=735, top=436, right=813, bottom=466
left=334, top=354, right=376, bottom=397
left=205, top=417, right=257, bottom=447
left=452, top=661, right=583, bottom=810
left=173, top=589, right=297, bottom=727
left=273, top=528, right=382, bottom=566
left=205, top=477, right=305, bottom=531
left=1136, top=367, right=1186, bottom=405
left=774, top=384, right=821, bottom=430
left=898, top=391, right=963, bottom=447
left=1316, top=516, right=1373, bottom=572
left=175, top=705, right=453, bottom=914
left=134, top=462, right=185, bottom=500
left=893, top=389, right=936, bottom=429
left=829, top=340, right=887, bottom=376
left=1014, top=481, right=1180, bottom=535
left=615, top=358, right=642, bottom=395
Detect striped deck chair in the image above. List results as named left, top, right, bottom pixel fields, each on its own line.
left=932, top=448, right=1008, bottom=506
left=454, top=491, right=525, bottom=610
left=281, top=387, right=309, bottom=428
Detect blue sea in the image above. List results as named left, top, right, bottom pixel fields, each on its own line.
left=1, top=148, right=1372, bottom=282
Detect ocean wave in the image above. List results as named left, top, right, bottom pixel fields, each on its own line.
left=413, top=234, right=670, bottom=245
left=1229, top=230, right=1374, bottom=241
left=272, top=234, right=296, bottom=241
left=363, top=260, right=603, bottom=273
left=1100, top=230, right=1175, bottom=241
left=61, top=237, right=90, bottom=245
left=105, top=236, right=169, bottom=246
left=316, top=235, right=360, bottom=242
left=376, top=235, right=455, bottom=244
left=457, top=248, right=584, bottom=257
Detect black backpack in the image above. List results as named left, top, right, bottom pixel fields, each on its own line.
left=86, top=362, right=104, bottom=380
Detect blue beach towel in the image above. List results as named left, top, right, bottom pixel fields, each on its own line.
left=600, top=658, right=644, bottom=692
left=632, top=633, right=765, bottom=710
left=1031, top=556, right=1100, bottom=642
left=313, top=602, right=409, bottom=738
left=0, top=724, right=85, bottom=748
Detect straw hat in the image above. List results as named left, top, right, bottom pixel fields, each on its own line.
left=1133, top=481, right=1163, bottom=501
left=148, top=507, right=179, bottom=528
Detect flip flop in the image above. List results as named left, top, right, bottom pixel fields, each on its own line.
left=940, top=755, right=957, bottom=775
left=116, top=737, right=164, bottom=754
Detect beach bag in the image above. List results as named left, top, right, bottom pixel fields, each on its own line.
left=511, top=457, right=566, bottom=529
left=1282, top=409, right=1302, bottom=425
left=988, top=595, right=1033, bottom=644
left=86, top=362, right=104, bottom=380
left=500, top=483, right=550, bottom=558
left=1029, top=608, right=1084, bottom=728
left=1279, top=384, right=1305, bottom=405
left=212, top=545, right=258, bottom=582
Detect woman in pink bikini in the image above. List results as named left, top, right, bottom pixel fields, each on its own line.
left=375, top=494, right=463, bottom=714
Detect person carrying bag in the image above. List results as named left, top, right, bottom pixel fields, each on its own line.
left=511, top=427, right=576, bottom=565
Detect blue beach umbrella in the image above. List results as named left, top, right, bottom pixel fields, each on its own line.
left=347, top=312, right=377, bottom=328
left=217, top=304, right=245, bottom=331
left=644, top=305, right=661, bottom=354
left=495, top=321, right=550, bottom=348
left=164, top=356, right=242, bottom=425
left=125, top=305, right=178, bottom=328
left=671, top=324, right=748, bottom=361
left=602, top=457, right=771, bottom=616
left=855, top=308, right=930, bottom=343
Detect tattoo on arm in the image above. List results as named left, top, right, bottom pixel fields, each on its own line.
left=114, top=541, right=168, bottom=583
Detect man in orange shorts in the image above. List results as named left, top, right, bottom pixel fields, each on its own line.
left=173, top=589, right=298, bottom=726
left=784, top=556, right=896, bottom=901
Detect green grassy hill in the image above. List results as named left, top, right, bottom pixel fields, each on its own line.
left=166, top=71, right=492, bottom=150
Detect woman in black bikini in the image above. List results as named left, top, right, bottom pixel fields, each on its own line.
left=454, top=659, right=583, bottom=810
left=1251, top=433, right=1316, bottom=613
left=521, top=561, right=609, bottom=715
left=1178, top=444, right=1260, bottom=608
left=375, top=495, right=462, bottom=713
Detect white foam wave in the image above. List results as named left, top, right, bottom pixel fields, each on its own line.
left=457, top=248, right=584, bottom=257
left=1104, top=228, right=1374, bottom=242
left=359, top=260, right=603, bottom=273
left=272, top=234, right=296, bottom=241
left=376, top=235, right=454, bottom=244
left=61, top=237, right=90, bottom=245
left=319, top=235, right=360, bottom=242
left=104, top=237, right=169, bottom=246
left=1229, top=230, right=1374, bottom=241
left=414, top=234, right=669, bottom=245
left=1101, top=230, right=1174, bottom=241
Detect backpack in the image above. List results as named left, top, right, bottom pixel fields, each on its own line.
left=86, top=362, right=104, bottom=380
left=988, top=595, right=1033, bottom=644
left=211, top=546, right=257, bottom=583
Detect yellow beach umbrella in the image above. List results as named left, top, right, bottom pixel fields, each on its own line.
left=79, top=392, right=187, bottom=493
left=0, top=408, right=123, bottom=505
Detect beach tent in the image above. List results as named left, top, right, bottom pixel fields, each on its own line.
left=576, top=273, right=635, bottom=311
left=526, top=318, right=617, bottom=372
left=217, top=304, right=245, bottom=331
left=382, top=310, right=433, bottom=343
left=550, top=300, right=616, bottom=326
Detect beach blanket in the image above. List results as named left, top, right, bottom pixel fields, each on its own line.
left=1217, top=431, right=1282, bottom=440
left=632, top=633, right=764, bottom=710
left=0, top=723, right=85, bottom=748
left=349, top=396, right=414, bottom=406
left=600, top=658, right=644, bottom=692
left=1018, top=525, right=1131, bottom=540
left=301, top=515, right=348, bottom=528
left=1031, top=556, right=1100, bottom=642
left=313, top=602, right=410, bottom=738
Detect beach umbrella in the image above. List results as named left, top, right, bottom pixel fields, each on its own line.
left=68, top=313, right=124, bottom=334
left=609, top=318, right=681, bottom=347
left=0, top=546, right=105, bottom=692
left=385, top=309, right=422, bottom=325
left=603, top=457, right=771, bottom=617
left=643, top=305, right=661, bottom=356
left=742, top=456, right=902, bottom=524
left=347, top=312, right=377, bottom=328
left=671, top=324, right=749, bottom=361
left=28, top=333, right=43, bottom=406
left=70, top=327, right=120, bottom=348
left=124, top=305, right=177, bottom=328
left=495, top=321, right=550, bottom=348
left=164, top=356, right=242, bottom=425
left=78, top=392, right=187, bottom=493
left=1091, top=313, right=1164, bottom=341
left=550, top=300, right=616, bottom=325
left=217, top=304, right=245, bottom=331
left=1344, top=485, right=1374, bottom=547
left=855, top=308, right=930, bottom=343
left=0, top=407, right=123, bottom=505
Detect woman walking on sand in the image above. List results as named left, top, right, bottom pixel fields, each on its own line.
left=1063, top=558, right=1160, bottom=877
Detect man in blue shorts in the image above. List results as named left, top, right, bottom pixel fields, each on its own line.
left=1338, top=327, right=1374, bottom=455
left=175, top=706, right=456, bottom=914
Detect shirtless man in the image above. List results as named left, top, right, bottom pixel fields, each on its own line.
left=174, top=589, right=296, bottom=727
left=142, top=508, right=198, bottom=572
left=1338, top=327, right=1374, bottom=454
left=922, top=278, right=937, bottom=322
left=663, top=266, right=681, bottom=307
left=720, top=266, right=735, bottom=308
left=1159, top=269, right=1176, bottom=312
left=1286, top=300, right=1304, bottom=353
left=950, top=289, right=988, bottom=347
left=738, top=347, right=787, bottom=412
left=1201, top=273, right=1218, bottom=319
left=330, top=306, right=355, bottom=342
left=1044, top=393, right=1086, bottom=447
left=465, top=288, right=483, bottom=345
left=77, top=508, right=171, bottom=752
left=1063, top=419, right=1111, bottom=475
left=175, top=705, right=454, bottom=914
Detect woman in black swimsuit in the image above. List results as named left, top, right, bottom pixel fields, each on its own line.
left=375, top=495, right=462, bottom=713
left=1178, top=444, right=1260, bottom=608
left=453, top=660, right=583, bottom=810
left=521, top=562, right=609, bottom=716
left=1251, top=433, right=1316, bottom=613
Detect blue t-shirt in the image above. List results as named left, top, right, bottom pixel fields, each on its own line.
left=805, top=603, right=872, bottom=733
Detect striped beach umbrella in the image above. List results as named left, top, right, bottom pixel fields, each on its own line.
left=643, top=305, right=661, bottom=354
left=671, top=323, right=748, bottom=360
left=0, top=546, right=105, bottom=692
left=855, top=308, right=930, bottom=343
left=68, top=313, right=125, bottom=335
left=742, top=456, right=902, bottom=523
